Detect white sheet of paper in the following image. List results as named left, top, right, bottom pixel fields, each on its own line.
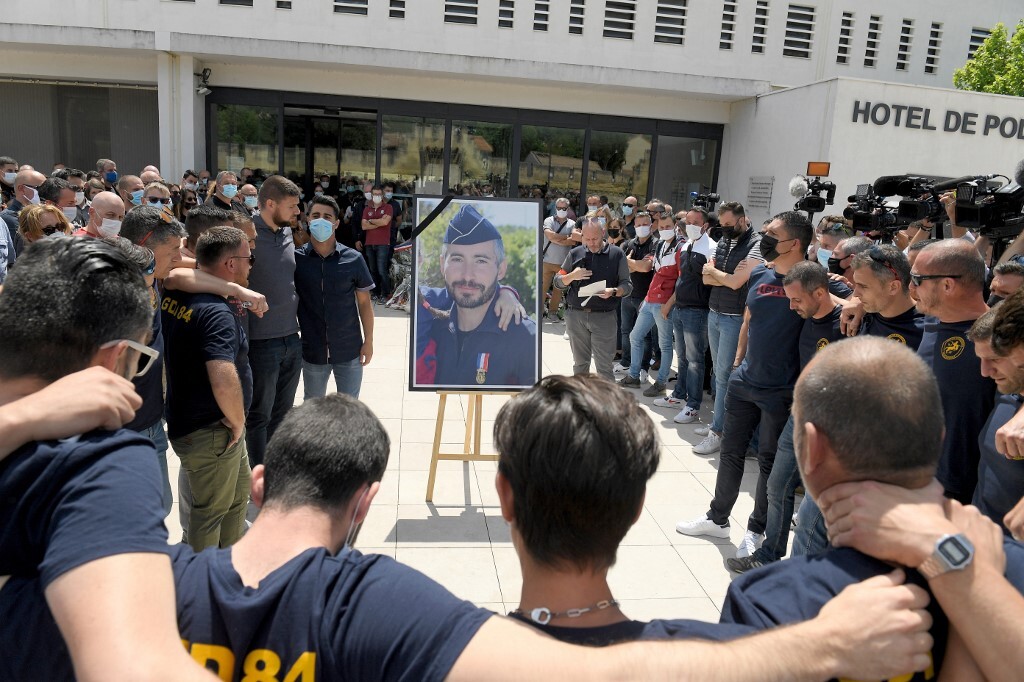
left=577, top=280, right=608, bottom=296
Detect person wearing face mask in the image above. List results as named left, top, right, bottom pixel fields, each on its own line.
left=182, top=169, right=200, bottom=195
left=74, top=191, right=126, bottom=239
left=620, top=196, right=639, bottom=239
left=342, top=180, right=375, bottom=251
left=16, top=204, right=73, bottom=244
left=0, top=156, right=18, bottom=205
left=541, top=197, right=577, bottom=321
left=95, top=157, right=118, bottom=189
left=1, top=168, right=48, bottom=264
left=827, top=236, right=873, bottom=285
left=239, top=183, right=260, bottom=216
left=52, top=168, right=90, bottom=225
left=618, top=203, right=681, bottom=397
left=208, top=170, right=248, bottom=215
left=295, top=195, right=375, bottom=399
left=37, top=177, right=80, bottom=227
left=653, top=208, right=716, bottom=424
left=361, top=186, right=394, bottom=303
left=615, top=211, right=658, bottom=377
left=115, top=174, right=146, bottom=213
left=576, top=195, right=611, bottom=243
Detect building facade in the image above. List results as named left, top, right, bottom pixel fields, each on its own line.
left=0, top=0, right=1020, bottom=214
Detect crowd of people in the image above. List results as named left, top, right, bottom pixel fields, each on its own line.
left=0, top=151, right=1023, bottom=680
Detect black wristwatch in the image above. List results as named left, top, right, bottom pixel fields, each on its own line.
left=917, top=533, right=974, bottom=579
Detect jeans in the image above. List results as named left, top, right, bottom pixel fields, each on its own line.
left=708, top=376, right=793, bottom=534
left=792, top=491, right=830, bottom=557
left=628, top=301, right=674, bottom=384
left=302, top=357, right=363, bottom=399
left=365, top=244, right=391, bottom=298
left=246, top=333, right=302, bottom=468
left=565, top=309, right=618, bottom=379
left=141, top=418, right=172, bottom=515
left=707, top=310, right=744, bottom=434
left=670, top=307, right=709, bottom=409
left=753, top=415, right=802, bottom=563
left=620, top=296, right=654, bottom=369
left=172, top=422, right=251, bottom=551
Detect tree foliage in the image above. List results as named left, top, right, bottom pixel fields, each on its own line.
left=953, top=21, right=1024, bottom=97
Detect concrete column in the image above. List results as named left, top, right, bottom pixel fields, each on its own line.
left=156, top=48, right=201, bottom=182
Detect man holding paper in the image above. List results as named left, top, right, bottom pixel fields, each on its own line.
left=555, top=216, right=631, bottom=379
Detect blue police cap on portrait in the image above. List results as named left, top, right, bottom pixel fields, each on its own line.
left=443, top=204, right=502, bottom=245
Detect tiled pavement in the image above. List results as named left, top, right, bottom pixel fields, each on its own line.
left=165, top=306, right=761, bottom=623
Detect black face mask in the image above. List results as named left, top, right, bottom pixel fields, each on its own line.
left=721, top=225, right=741, bottom=240
left=608, top=229, right=620, bottom=238
left=760, top=234, right=780, bottom=262
left=827, top=256, right=845, bottom=276
left=709, top=227, right=724, bottom=242
left=988, top=293, right=1005, bottom=307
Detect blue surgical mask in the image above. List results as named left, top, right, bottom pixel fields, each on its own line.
left=816, top=247, right=831, bottom=268
left=309, top=218, right=334, bottom=242
left=244, top=195, right=258, bottom=208
left=105, top=170, right=118, bottom=184
left=622, top=205, right=634, bottom=216
left=129, top=189, right=145, bottom=206
left=384, top=192, right=393, bottom=200
left=221, top=184, right=238, bottom=199
left=2, top=172, right=15, bottom=185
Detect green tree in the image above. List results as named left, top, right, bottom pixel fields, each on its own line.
left=953, top=21, right=1024, bottom=97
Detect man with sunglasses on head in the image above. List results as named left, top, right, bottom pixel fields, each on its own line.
left=162, top=226, right=255, bottom=551
left=853, top=244, right=927, bottom=350
left=911, top=239, right=994, bottom=505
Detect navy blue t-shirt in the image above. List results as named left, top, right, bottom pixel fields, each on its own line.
left=975, top=392, right=1024, bottom=532
left=162, top=291, right=253, bottom=440
left=918, top=319, right=997, bottom=503
left=798, top=305, right=845, bottom=369
left=509, top=612, right=753, bottom=646
left=126, top=286, right=165, bottom=431
left=295, top=241, right=374, bottom=365
left=733, top=265, right=804, bottom=390
left=172, top=544, right=492, bottom=681
left=861, top=307, right=928, bottom=350
left=722, top=543, right=1024, bottom=682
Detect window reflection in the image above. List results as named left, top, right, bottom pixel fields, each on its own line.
left=651, top=136, right=718, bottom=212
left=519, top=125, right=585, bottom=217
left=449, top=120, right=513, bottom=197
left=588, top=131, right=651, bottom=217
left=216, top=104, right=278, bottom=176
left=381, top=115, right=446, bottom=195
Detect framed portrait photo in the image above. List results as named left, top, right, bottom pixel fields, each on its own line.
left=410, top=197, right=543, bottom=392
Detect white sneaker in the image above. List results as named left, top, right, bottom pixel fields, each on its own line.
left=613, top=362, right=628, bottom=375
left=736, top=530, right=765, bottom=558
left=653, top=396, right=683, bottom=408
left=694, top=425, right=711, bottom=437
left=639, top=369, right=649, bottom=383
left=693, top=431, right=722, bottom=455
left=562, top=330, right=570, bottom=340
left=673, top=406, right=700, bottom=424
left=676, top=514, right=731, bottom=538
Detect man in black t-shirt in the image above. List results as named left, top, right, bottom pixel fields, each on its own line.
left=163, top=226, right=254, bottom=551
left=722, top=336, right=1024, bottom=681
left=616, top=211, right=657, bottom=375
left=911, top=240, right=994, bottom=504
left=851, top=244, right=927, bottom=350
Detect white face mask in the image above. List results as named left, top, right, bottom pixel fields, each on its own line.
left=26, top=187, right=40, bottom=205
left=635, top=225, right=651, bottom=239
left=3, top=172, right=16, bottom=185
left=62, top=206, right=78, bottom=221
left=184, top=182, right=198, bottom=192
left=556, top=209, right=568, bottom=219
left=372, top=195, right=382, bottom=204
left=342, top=486, right=371, bottom=552
left=685, top=224, right=702, bottom=242
left=658, top=229, right=675, bottom=241
left=364, top=191, right=372, bottom=201
left=98, top=217, right=122, bottom=238
left=75, top=191, right=86, bottom=206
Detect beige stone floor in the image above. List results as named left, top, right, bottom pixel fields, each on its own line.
left=165, top=306, right=761, bottom=623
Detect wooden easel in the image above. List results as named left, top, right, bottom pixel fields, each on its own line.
left=425, top=391, right=515, bottom=502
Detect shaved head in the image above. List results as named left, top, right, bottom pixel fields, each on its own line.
left=795, top=336, right=943, bottom=483
left=917, top=239, right=986, bottom=292
left=16, top=168, right=45, bottom=189
left=140, top=170, right=162, bottom=184
left=88, top=191, right=127, bottom=226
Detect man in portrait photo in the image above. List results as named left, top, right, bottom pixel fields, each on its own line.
left=415, top=204, right=537, bottom=388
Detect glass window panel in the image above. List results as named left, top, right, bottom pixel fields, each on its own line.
left=215, top=104, right=278, bottom=176
left=651, top=135, right=718, bottom=213
left=338, top=117, right=376, bottom=183
left=381, top=115, right=446, bottom=195
left=588, top=131, right=651, bottom=217
left=449, top=120, right=513, bottom=197
left=519, top=124, right=585, bottom=217
left=282, top=114, right=307, bottom=190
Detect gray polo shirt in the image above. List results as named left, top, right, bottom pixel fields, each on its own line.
left=248, top=214, right=299, bottom=341
left=542, top=215, right=574, bottom=266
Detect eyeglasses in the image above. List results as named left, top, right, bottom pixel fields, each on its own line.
left=41, top=225, right=64, bottom=236
left=868, top=252, right=901, bottom=281
left=909, top=273, right=962, bottom=286
left=101, top=338, right=160, bottom=378
left=146, top=197, right=171, bottom=205
left=229, top=254, right=256, bottom=265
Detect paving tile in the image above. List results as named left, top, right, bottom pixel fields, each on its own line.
left=608, top=545, right=707, bottom=599
left=355, top=504, right=398, bottom=546
left=396, top=504, right=492, bottom=547
left=395, top=547, right=502, bottom=602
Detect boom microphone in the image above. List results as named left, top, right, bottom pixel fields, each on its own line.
left=932, top=175, right=989, bottom=192
left=788, top=175, right=809, bottom=198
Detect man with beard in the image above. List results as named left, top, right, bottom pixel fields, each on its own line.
left=416, top=205, right=537, bottom=387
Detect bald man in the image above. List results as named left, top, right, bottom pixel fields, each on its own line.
left=74, top=191, right=127, bottom=239
left=116, top=175, right=146, bottom=212
left=140, top=170, right=162, bottom=185
left=911, top=239, right=995, bottom=504
left=1, top=167, right=47, bottom=260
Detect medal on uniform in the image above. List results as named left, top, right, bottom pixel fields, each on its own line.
left=476, top=353, right=489, bottom=384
